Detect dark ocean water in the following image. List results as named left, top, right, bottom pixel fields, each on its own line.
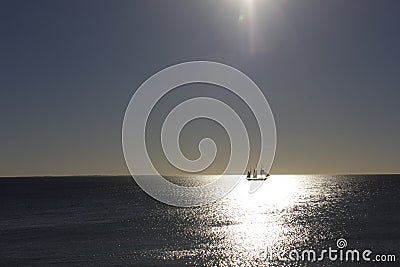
left=0, top=175, right=399, bottom=266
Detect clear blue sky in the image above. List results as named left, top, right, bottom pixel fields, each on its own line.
left=1, top=0, right=399, bottom=176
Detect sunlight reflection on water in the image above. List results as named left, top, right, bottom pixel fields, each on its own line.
left=159, top=175, right=317, bottom=265
left=150, top=174, right=398, bottom=266
left=212, top=176, right=305, bottom=265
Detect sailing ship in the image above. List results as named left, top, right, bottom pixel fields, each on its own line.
left=246, top=167, right=269, bottom=181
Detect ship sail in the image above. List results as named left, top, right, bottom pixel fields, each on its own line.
left=246, top=166, right=269, bottom=181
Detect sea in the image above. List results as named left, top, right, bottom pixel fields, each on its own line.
left=0, top=175, right=399, bottom=266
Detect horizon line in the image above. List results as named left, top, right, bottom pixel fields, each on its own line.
left=1, top=172, right=400, bottom=178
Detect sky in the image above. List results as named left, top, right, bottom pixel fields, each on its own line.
left=0, top=0, right=399, bottom=176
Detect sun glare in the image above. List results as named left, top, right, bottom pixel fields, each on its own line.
left=211, top=175, right=304, bottom=260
